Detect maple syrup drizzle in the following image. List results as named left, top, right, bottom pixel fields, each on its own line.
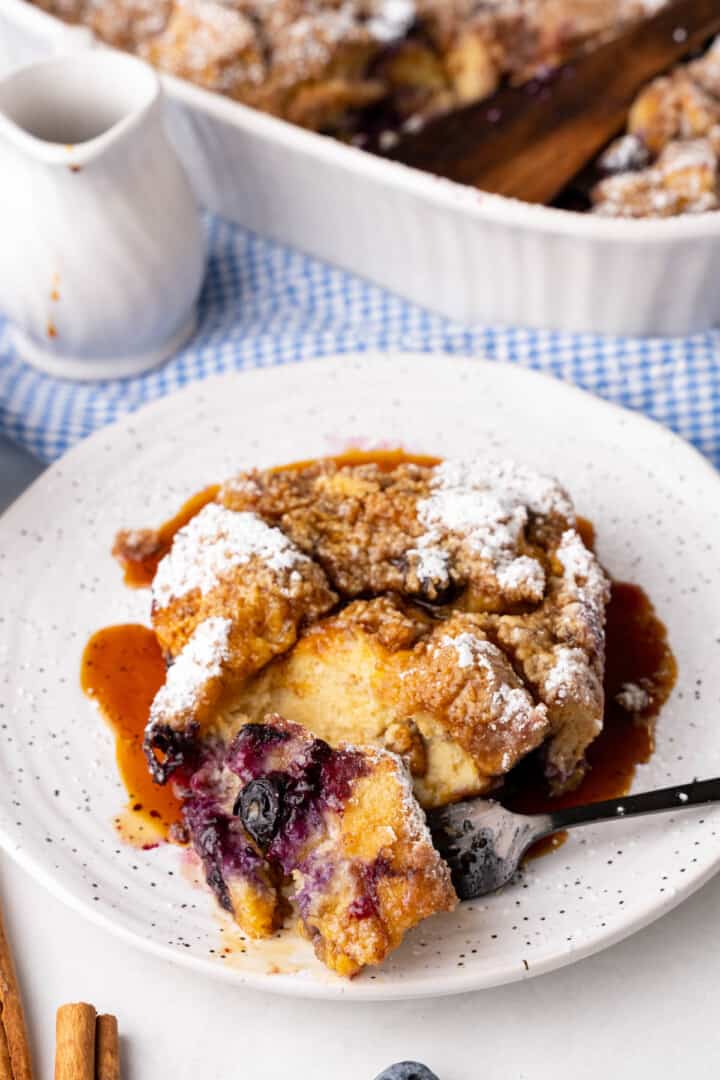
left=502, top=548, right=677, bottom=857
left=113, top=484, right=219, bottom=588
left=81, top=624, right=184, bottom=846
left=88, top=453, right=676, bottom=856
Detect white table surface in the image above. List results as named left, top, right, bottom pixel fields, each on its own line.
left=1, top=435, right=718, bottom=1080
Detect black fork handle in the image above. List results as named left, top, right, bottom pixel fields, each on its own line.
left=548, top=778, right=720, bottom=833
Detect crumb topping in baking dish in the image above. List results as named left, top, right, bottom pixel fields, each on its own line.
left=36, top=0, right=720, bottom=218
left=30, top=0, right=671, bottom=136
left=589, top=38, right=720, bottom=217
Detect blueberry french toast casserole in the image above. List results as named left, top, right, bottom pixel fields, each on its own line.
left=114, top=455, right=610, bottom=976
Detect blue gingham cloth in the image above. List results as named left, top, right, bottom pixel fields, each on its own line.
left=1, top=214, right=720, bottom=467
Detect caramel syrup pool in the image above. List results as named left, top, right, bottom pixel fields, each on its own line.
left=82, top=450, right=677, bottom=854
left=81, top=624, right=184, bottom=846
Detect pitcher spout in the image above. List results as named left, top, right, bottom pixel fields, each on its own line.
left=0, top=50, right=160, bottom=167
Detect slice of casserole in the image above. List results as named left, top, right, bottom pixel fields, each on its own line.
left=181, top=716, right=457, bottom=976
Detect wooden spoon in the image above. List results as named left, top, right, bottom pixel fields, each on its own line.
left=380, top=0, right=720, bottom=204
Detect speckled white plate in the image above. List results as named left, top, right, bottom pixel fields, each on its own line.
left=1, top=353, right=719, bottom=1000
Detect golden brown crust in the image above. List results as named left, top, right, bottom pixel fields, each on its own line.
left=141, top=0, right=266, bottom=99
left=148, top=459, right=607, bottom=796
left=85, top=0, right=171, bottom=48
left=153, top=553, right=335, bottom=669
left=479, top=529, right=610, bottom=791
left=592, top=136, right=720, bottom=218
left=220, top=461, right=433, bottom=596
left=591, top=40, right=720, bottom=219
left=136, top=453, right=611, bottom=975
left=149, top=504, right=336, bottom=734
left=399, top=613, right=551, bottom=778
left=219, top=457, right=575, bottom=609
left=34, top=0, right=668, bottom=134
left=304, top=752, right=457, bottom=976
left=628, top=71, right=720, bottom=156
left=325, top=593, right=431, bottom=650
left=229, top=595, right=552, bottom=803
left=112, top=526, right=164, bottom=567
left=224, top=717, right=456, bottom=976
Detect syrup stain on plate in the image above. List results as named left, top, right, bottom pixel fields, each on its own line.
left=81, top=624, right=184, bottom=847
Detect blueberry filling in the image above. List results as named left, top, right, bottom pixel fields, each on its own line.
left=183, top=793, right=268, bottom=913
left=234, top=777, right=283, bottom=850
left=228, top=722, right=291, bottom=775
left=348, top=855, right=393, bottom=920
left=195, top=817, right=234, bottom=913
left=182, top=722, right=398, bottom=938
left=227, top=724, right=369, bottom=874
left=143, top=721, right=199, bottom=784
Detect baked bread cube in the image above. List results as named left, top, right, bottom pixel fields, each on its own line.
left=229, top=596, right=551, bottom=807
left=145, top=503, right=335, bottom=780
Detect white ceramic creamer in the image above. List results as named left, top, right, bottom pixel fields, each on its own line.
left=0, top=50, right=206, bottom=379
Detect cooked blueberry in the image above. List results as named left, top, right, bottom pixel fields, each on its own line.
left=234, top=777, right=282, bottom=849
left=373, top=1063, right=439, bottom=1080
left=143, top=721, right=198, bottom=784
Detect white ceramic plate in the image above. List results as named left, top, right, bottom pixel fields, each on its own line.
left=1, top=354, right=719, bottom=1001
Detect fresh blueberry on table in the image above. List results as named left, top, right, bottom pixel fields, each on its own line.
left=373, top=1063, right=439, bottom=1080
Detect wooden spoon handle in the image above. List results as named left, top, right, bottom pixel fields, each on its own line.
left=387, top=0, right=720, bottom=203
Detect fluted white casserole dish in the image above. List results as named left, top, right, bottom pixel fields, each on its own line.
left=3, top=0, right=720, bottom=337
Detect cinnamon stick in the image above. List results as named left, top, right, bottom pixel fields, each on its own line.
left=94, top=1016, right=119, bottom=1080
left=0, top=898, right=33, bottom=1080
left=0, top=1022, right=13, bottom=1080
left=54, top=1004, right=95, bottom=1080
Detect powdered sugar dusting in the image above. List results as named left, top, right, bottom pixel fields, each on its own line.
left=431, top=458, right=573, bottom=519
left=616, top=681, right=651, bottom=712
left=598, top=133, right=650, bottom=174
left=277, top=7, right=361, bottom=80
left=557, top=529, right=611, bottom=610
left=375, top=745, right=437, bottom=845
left=367, top=747, right=453, bottom=893
left=437, top=632, right=547, bottom=764
left=171, top=0, right=264, bottom=84
left=367, top=0, right=415, bottom=42
left=497, top=555, right=545, bottom=594
left=440, top=631, right=485, bottom=669
left=153, top=503, right=308, bottom=606
left=416, top=458, right=573, bottom=599
left=545, top=646, right=595, bottom=705
left=407, top=542, right=450, bottom=589
left=149, top=616, right=231, bottom=727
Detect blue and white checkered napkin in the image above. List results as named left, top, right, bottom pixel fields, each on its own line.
left=1, top=214, right=720, bottom=467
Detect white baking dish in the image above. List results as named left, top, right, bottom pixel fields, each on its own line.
left=2, top=0, right=719, bottom=337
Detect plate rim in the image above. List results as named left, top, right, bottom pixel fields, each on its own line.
left=1, top=350, right=719, bottom=1001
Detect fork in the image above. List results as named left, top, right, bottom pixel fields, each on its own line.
left=427, top=779, right=720, bottom=901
